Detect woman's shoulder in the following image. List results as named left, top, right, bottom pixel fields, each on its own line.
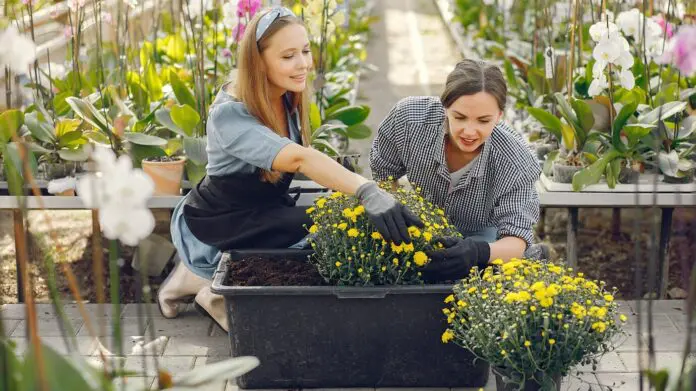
left=208, top=92, right=259, bottom=131
left=488, top=121, right=540, bottom=179
left=390, top=96, right=445, bottom=125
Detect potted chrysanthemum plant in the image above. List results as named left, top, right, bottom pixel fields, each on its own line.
left=210, top=183, right=489, bottom=389
left=442, top=258, right=627, bottom=391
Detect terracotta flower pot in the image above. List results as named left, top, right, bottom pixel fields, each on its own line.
left=552, top=162, right=583, bottom=184
left=142, top=157, right=186, bottom=195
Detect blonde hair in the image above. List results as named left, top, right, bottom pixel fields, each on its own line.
left=233, top=8, right=312, bottom=183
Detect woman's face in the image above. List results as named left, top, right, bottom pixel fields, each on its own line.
left=261, top=23, right=312, bottom=95
left=445, top=92, right=502, bottom=154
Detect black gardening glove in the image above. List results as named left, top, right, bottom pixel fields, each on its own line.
left=355, top=182, right=424, bottom=244
left=421, top=237, right=491, bottom=282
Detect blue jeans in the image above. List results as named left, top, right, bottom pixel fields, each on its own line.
left=170, top=199, right=222, bottom=280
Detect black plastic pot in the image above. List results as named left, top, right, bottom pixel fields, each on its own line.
left=493, top=368, right=561, bottom=391
left=211, top=249, right=490, bottom=389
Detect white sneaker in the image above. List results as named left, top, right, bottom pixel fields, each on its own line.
left=157, top=256, right=210, bottom=318
left=194, top=286, right=229, bottom=333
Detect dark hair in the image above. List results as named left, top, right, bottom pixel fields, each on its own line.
left=440, top=59, right=507, bottom=110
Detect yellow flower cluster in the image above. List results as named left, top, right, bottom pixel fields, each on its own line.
left=440, top=258, right=627, bottom=376
left=305, top=183, right=460, bottom=286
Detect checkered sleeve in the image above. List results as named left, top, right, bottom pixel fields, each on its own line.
left=369, top=101, right=407, bottom=181
left=492, top=174, right=540, bottom=247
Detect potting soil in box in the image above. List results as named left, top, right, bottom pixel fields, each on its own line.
left=211, top=249, right=489, bottom=389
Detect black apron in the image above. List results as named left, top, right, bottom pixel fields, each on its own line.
left=183, top=172, right=312, bottom=250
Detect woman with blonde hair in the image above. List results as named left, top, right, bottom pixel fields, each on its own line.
left=158, top=6, right=422, bottom=331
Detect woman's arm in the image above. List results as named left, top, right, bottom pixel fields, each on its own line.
left=488, top=236, right=526, bottom=262
left=272, top=143, right=368, bottom=195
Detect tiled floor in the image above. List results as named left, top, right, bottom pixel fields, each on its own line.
left=1, top=300, right=691, bottom=391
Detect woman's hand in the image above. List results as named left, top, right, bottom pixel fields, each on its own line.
left=420, top=237, right=490, bottom=282
left=355, top=182, right=423, bottom=244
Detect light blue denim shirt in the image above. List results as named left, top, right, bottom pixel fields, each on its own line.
left=205, top=88, right=301, bottom=176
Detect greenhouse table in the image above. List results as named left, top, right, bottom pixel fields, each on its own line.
left=0, top=180, right=327, bottom=303
left=536, top=177, right=696, bottom=299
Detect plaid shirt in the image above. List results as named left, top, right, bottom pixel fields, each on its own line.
left=369, top=96, right=541, bottom=246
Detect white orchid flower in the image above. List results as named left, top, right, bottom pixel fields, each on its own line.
left=588, top=74, right=608, bottom=97
left=592, top=60, right=607, bottom=79
left=619, top=68, right=635, bottom=90
left=589, top=21, right=619, bottom=42
left=617, top=50, right=634, bottom=69
left=77, top=147, right=155, bottom=246
left=100, top=206, right=155, bottom=247
left=616, top=8, right=642, bottom=41
left=0, top=26, right=36, bottom=74
left=593, top=36, right=622, bottom=64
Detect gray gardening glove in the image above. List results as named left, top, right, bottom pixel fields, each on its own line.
left=355, top=182, right=424, bottom=244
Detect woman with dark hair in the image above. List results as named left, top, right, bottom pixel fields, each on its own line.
left=370, top=59, right=545, bottom=282
left=158, top=6, right=422, bottom=331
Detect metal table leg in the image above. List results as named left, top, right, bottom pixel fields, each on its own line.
left=538, top=207, right=547, bottom=239
left=658, top=207, right=674, bottom=299
left=566, top=207, right=578, bottom=268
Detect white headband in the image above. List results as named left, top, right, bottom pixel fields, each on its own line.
left=255, top=7, right=295, bottom=42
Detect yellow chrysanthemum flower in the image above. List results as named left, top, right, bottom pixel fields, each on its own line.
left=347, top=228, right=359, bottom=238
left=524, top=340, right=531, bottom=347
left=441, top=329, right=454, bottom=343
left=408, top=226, right=421, bottom=237
left=549, top=339, right=556, bottom=345
left=423, top=232, right=433, bottom=242
left=308, top=224, right=318, bottom=234
left=335, top=261, right=342, bottom=267
left=337, top=223, right=347, bottom=230
left=412, top=251, right=428, bottom=267
left=305, top=207, right=315, bottom=214
left=316, top=198, right=326, bottom=208
left=371, top=232, right=382, bottom=240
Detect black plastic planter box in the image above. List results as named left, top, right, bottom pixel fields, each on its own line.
left=210, top=249, right=489, bottom=389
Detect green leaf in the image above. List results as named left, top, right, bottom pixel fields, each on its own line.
left=606, top=159, right=621, bottom=188
left=66, top=97, right=110, bottom=132
left=554, top=93, right=580, bottom=130
left=527, top=67, right=547, bottom=95
left=325, top=105, right=370, bottom=126
left=140, top=41, right=155, bottom=69
left=572, top=150, right=620, bottom=191
left=638, top=101, right=687, bottom=124
left=174, top=357, right=259, bottom=387
left=645, top=369, right=669, bottom=391
left=0, top=109, right=24, bottom=144
left=58, top=131, right=86, bottom=148
left=185, top=160, right=206, bottom=186
left=503, top=59, right=518, bottom=90
left=165, top=138, right=183, bottom=156
left=0, top=340, right=22, bottom=391
left=24, top=111, right=55, bottom=144
left=144, top=62, right=163, bottom=101
left=155, top=108, right=187, bottom=137
left=560, top=123, right=575, bottom=151
left=23, top=343, right=103, bottom=391
left=526, top=107, right=563, bottom=142
left=612, top=100, right=638, bottom=135
left=623, top=124, right=654, bottom=147
left=58, top=146, right=91, bottom=161
left=183, top=136, right=207, bottom=165
left=543, top=150, right=559, bottom=177
left=311, top=138, right=339, bottom=156
left=129, top=144, right=166, bottom=168
left=170, top=72, right=196, bottom=108
left=129, top=80, right=150, bottom=111
left=123, top=132, right=168, bottom=146
left=324, top=101, right=350, bottom=118
left=345, top=123, right=371, bottom=139
left=3, top=142, right=39, bottom=195
left=171, top=104, right=200, bottom=137
left=166, top=34, right=187, bottom=63
left=55, top=119, right=82, bottom=138
left=309, top=102, right=321, bottom=131
left=612, top=100, right=638, bottom=152
left=53, top=91, right=72, bottom=116
left=570, top=98, right=595, bottom=135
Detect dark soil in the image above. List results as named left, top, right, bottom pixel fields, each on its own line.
left=225, top=256, right=325, bottom=286
left=143, top=156, right=184, bottom=163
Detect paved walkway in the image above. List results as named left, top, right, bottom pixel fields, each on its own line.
left=1, top=300, right=691, bottom=390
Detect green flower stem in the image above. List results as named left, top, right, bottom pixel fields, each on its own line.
left=109, top=240, right=124, bottom=368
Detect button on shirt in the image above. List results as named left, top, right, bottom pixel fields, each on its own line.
left=369, top=96, right=541, bottom=246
